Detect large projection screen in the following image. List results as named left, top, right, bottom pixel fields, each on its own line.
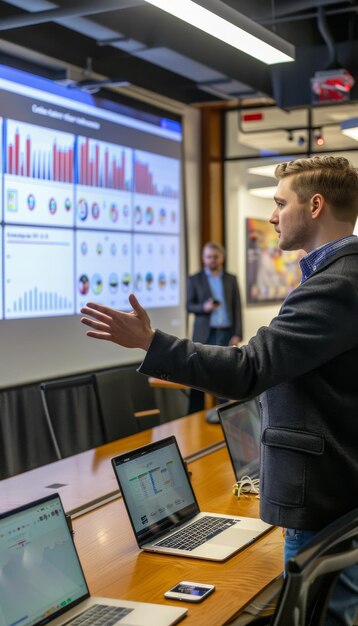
left=0, top=65, right=186, bottom=388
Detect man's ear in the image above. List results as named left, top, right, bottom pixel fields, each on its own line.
left=310, top=193, right=324, bottom=219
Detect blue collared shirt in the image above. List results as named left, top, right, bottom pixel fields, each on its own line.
left=300, top=234, right=357, bottom=282
left=204, top=269, right=231, bottom=328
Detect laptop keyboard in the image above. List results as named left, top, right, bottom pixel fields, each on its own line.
left=67, top=604, right=133, bottom=625
left=155, top=515, right=239, bottom=551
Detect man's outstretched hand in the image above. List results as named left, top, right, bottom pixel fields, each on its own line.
left=80, top=294, right=155, bottom=351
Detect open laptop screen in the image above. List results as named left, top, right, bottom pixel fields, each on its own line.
left=217, top=399, right=261, bottom=481
left=0, top=494, right=89, bottom=626
left=112, top=437, right=199, bottom=546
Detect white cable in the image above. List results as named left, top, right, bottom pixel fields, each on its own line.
left=233, top=475, right=260, bottom=499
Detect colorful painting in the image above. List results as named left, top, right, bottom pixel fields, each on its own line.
left=246, top=218, right=303, bottom=304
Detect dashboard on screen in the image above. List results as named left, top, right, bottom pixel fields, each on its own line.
left=0, top=65, right=182, bottom=320
left=0, top=64, right=186, bottom=387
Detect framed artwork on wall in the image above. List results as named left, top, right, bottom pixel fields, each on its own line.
left=246, top=217, right=303, bottom=304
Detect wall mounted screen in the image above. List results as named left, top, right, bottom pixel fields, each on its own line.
left=0, top=65, right=186, bottom=387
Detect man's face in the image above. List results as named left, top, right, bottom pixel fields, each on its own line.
left=270, top=177, right=314, bottom=252
left=202, top=247, right=224, bottom=272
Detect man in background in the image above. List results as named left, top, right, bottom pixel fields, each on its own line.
left=186, top=242, right=242, bottom=415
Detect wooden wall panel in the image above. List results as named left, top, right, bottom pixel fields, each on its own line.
left=201, top=108, right=224, bottom=247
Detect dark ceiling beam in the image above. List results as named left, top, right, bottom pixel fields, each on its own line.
left=0, top=0, right=144, bottom=31
left=0, top=21, right=219, bottom=103
left=260, top=0, right=350, bottom=19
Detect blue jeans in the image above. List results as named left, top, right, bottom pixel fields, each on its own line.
left=284, top=529, right=358, bottom=626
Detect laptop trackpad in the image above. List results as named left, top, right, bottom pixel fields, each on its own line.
left=211, top=528, right=257, bottom=547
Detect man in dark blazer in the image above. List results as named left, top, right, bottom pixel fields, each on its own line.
left=81, top=155, right=358, bottom=625
left=186, top=242, right=242, bottom=413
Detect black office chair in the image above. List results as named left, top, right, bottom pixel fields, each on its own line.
left=125, top=367, right=161, bottom=430
left=94, top=368, right=140, bottom=441
left=245, top=508, right=358, bottom=626
left=0, top=385, right=58, bottom=478
left=40, top=374, right=106, bottom=459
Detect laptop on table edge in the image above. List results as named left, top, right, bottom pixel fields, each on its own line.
left=216, top=398, right=261, bottom=482
left=0, top=493, right=187, bottom=626
left=111, top=435, right=271, bottom=562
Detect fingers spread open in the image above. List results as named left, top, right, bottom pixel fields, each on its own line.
left=80, top=316, right=110, bottom=332
left=80, top=306, right=112, bottom=323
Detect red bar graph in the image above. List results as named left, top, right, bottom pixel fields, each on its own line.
left=134, top=157, right=179, bottom=198
left=6, top=124, right=74, bottom=182
left=77, top=137, right=130, bottom=190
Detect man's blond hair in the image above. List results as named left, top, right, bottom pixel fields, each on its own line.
left=275, top=155, right=358, bottom=224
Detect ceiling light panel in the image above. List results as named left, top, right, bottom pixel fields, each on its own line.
left=142, top=0, right=295, bottom=65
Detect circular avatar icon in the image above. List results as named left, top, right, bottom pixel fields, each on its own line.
left=145, top=271, right=154, bottom=290
left=135, top=205, right=142, bottom=225
left=49, top=198, right=57, bottom=215
left=134, top=273, right=142, bottom=291
left=109, top=273, right=119, bottom=294
left=145, top=206, right=154, bottom=225
left=80, top=241, right=88, bottom=255
left=78, top=274, right=90, bottom=295
left=27, top=194, right=36, bottom=211
left=170, top=272, right=178, bottom=289
left=91, top=273, right=103, bottom=295
left=110, top=243, right=117, bottom=256
left=78, top=198, right=89, bottom=222
left=122, top=204, right=129, bottom=219
left=122, top=272, right=131, bottom=292
left=159, top=207, right=166, bottom=223
left=110, top=203, right=119, bottom=222
left=122, top=243, right=128, bottom=256
left=171, top=210, right=177, bottom=223
left=64, top=198, right=72, bottom=212
left=158, top=272, right=167, bottom=289
left=96, top=242, right=103, bottom=255
left=91, top=202, right=100, bottom=220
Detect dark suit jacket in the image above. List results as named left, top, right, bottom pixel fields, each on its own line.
left=186, top=270, right=242, bottom=343
left=140, top=241, right=358, bottom=530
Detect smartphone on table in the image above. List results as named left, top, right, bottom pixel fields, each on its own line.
left=164, top=581, right=215, bottom=603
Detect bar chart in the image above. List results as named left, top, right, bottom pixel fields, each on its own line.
left=77, top=137, right=133, bottom=190
left=134, top=150, right=179, bottom=198
left=5, top=120, right=74, bottom=182
left=4, top=226, right=74, bottom=319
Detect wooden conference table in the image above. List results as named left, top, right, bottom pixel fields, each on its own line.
left=0, top=410, right=225, bottom=515
left=73, top=447, right=284, bottom=625
left=1, top=410, right=284, bottom=624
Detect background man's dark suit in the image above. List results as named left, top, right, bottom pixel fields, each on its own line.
left=186, top=264, right=242, bottom=414
left=187, top=270, right=242, bottom=342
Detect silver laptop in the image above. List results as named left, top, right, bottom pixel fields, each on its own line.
left=0, top=493, right=187, bottom=626
left=217, top=399, right=261, bottom=481
left=112, top=436, right=271, bottom=562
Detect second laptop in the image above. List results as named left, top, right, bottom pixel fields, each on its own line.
left=112, top=436, right=271, bottom=562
